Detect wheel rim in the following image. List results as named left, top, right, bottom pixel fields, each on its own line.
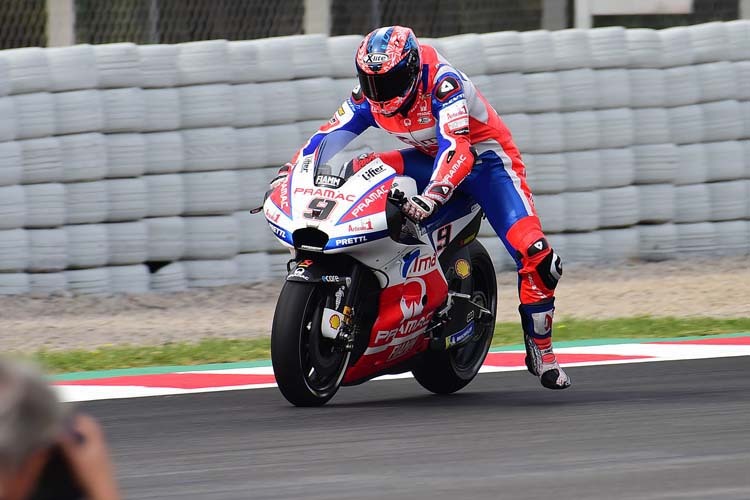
left=299, top=287, right=349, bottom=397
left=450, top=264, right=494, bottom=377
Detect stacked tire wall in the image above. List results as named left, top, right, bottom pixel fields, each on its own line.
left=0, top=23, right=748, bottom=295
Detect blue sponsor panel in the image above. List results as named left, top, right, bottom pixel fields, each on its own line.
left=446, top=321, right=475, bottom=348
left=324, top=229, right=390, bottom=250
left=268, top=221, right=294, bottom=246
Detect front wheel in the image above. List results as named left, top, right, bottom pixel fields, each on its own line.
left=271, top=281, right=350, bottom=406
left=412, top=241, right=497, bottom=394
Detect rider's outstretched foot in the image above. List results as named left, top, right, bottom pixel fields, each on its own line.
left=524, top=334, right=571, bottom=390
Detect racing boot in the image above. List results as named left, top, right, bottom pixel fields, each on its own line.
left=519, top=299, right=571, bottom=390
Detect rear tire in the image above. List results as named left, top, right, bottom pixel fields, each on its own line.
left=412, top=242, right=497, bottom=394
left=271, top=281, right=350, bottom=406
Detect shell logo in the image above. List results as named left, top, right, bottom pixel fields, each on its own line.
left=329, top=314, right=341, bottom=330
left=455, top=259, right=471, bottom=279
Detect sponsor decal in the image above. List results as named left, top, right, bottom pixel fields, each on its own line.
left=435, top=76, right=461, bottom=101
left=374, top=312, right=434, bottom=344
left=401, top=249, right=420, bottom=278
left=445, top=153, right=469, bottom=182
left=442, top=101, right=468, bottom=121
left=455, top=259, right=471, bottom=279
left=321, top=275, right=345, bottom=283
left=347, top=219, right=374, bottom=232
left=269, top=223, right=288, bottom=241
left=315, top=174, right=343, bottom=188
left=447, top=117, right=469, bottom=132
left=361, top=165, right=384, bottom=181
left=351, top=84, right=365, bottom=104
left=531, top=310, right=554, bottom=336
left=329, top=314, right=341, bottom=330
left=301, top=158, right=311, bottom=173
left=334, top=235, right=368, bottom=247
left=292, top=267, right=309, bottom=280
left=387, top=336, right=420, bottom=361
left=297, top=259, right=313, bottom=268
left=336, top=106, right=346, bottom=117
left=294, top=187, right=355, bottom=202
left=338, top=181, right=392, bottom=223
left=364, top=52, right=389, bottom=64
left=446, top=322, right=475, bottom=348
left=264, top=208, right=280, bottom=223
left=410, top=254, right=437, bottom=274
left=400, top=277, right=427, bottom=320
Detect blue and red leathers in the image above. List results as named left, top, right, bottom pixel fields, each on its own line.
left=287, top=44, right=564, bottom=371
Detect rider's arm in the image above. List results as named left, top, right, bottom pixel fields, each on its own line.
left=423, top=71, right=476, bottom=206
left=287, top=86, right=377, bottom=166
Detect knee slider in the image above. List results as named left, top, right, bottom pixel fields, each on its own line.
left=523, top=238, right=562, bottom=291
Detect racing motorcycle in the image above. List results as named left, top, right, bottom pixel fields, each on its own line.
left=262, top=132, right=497, bottom=406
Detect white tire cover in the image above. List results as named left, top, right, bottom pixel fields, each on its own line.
left=237, top=167, right=275, bottom=210
left=138, top=44, right=179, bottom=88
left=599, top=186, right=639, bottom=228
left=626, top=29, right=663, bottom=68
left=145, top=174, right=185, bottom=217
left=13, top=92, right=55, bottom=139
left=101, top=88, right=146, bottom=133
left=628, top=69, right=665, bottom=108
left=232, top=83, right=265, bottom=128
left=0, top=229, right=29, bottom=272
left=704, top=141, right=745, bottom=182
left=29, top=272, right=67, bottom=296
left=600, top=227, right=639, bottom=262
left=481, top=31, right=524, bottom=73
left=182, top=127, right=238, bottom=172
left=588, top=27, right=628, bottom=69
left=46, top=44, right=98, bottom=92
left=0, top=141, right=22, bottom=186
left=483, top=73, right=526, bottom=114
left=24, top=183, right=66, bottom=228
left=259, top=81, right=298, bottom=125
left=708, top=181, right=747, bottom=221
left=696, top=62, right=737, bottom=103
left=564, top=150, right=601, bottom=191
left=520, top=30, right=557, bottom=73
left=562, top=111, right=599, bottom=151
left=235, top=252, right=271, bottom=282
left=521, top=72, right=560, bottom=113
left=265, top=124, right=302, bottom=166
left=689, top=22, right=728, bottom=64
left=54, top=90, right=104, bottom=135
left=594, top=69, right=630, bottom=109
left=234, top=127, right=269, bottom=169
left=65, top=181, right=108, bottom=224
left=528, top=113, right=564, bottom=153
left=143, top=131, right=184, bottom=174
left=105, top=133, right=146, bottom=178
left=183, top=216, right=240, bottom=259
left=228, top=40, right=259, bottom=84
left=562, top=232, right=603, bottom=264
left=1, top=47, right=51, bottom=94
left=734, top=62, right=750, bottom=101
left=327, top=35, right=362, bottom=78
left=108, top=264, right=150, bottom=294
left=176, top=40, right=229, bottom=86
left=599, top=148, right=635, bottom=188
left=712, top=220, right=749, bottom=256
left=150, top=262, right=188, bottom=292
left=675, top=221, right=717, bottom=255
left=59, top=133, right=107, bottom=182
left=65, top=268, right=110, bottom=296
left=675, top=143, right=708, bottom=185
left=142, top=88, right=180, bottom=132
left=254, top=38, right=295, bottom=82
left=438, top=34, right=487, bottom=76
left=27, top=228, right=67, bottom=272
left=725, top=20, right=750, bottom=61
left=146, top=216, right=185, bottom=261
left=296, top=78, right=338, bottom=121
left=477, top=237, right=516, bottom=272
left=106, top=221, right=148, bottom=265
left=501, top=114, right=531, bottom=151
left=637, top=184, right=675, bottom=223
left=563, top=192, right=600, bottom=232
left=558, top=69, right=597, bottom=111
left=65, top=224, right=108, bottom=269
left=633, top=144, right=678, bottom=185
left=184, top=259, right=240, bottom=288
left=20, top=137, right=63, bottom=184
left=668, top=105, right=704, bottom=145
left=659, top=26, right=695, bottom=68
left=674, top=184, right=711, bottom=223
left=638, top=223, right=677, bottom=261
left=532, top=194, right=566, bottom=233
left=552, top=29, right=592, bottom=70
left=597, top=108, right=634, bottom=149
left=106, top=178, right=148, bottom=222
left=664, top=66, right=701, bottom=107
left=632, top=108, right=670, bottom=145
left=0, top=185, right=26, bottom=229
left=289, top=34, right=331, bottom=79
left=183, top=170, right=241, bottom=216
left=526, top=153, right=566, bottom=194
left=179, top=84, right=234, bottom=129
left=0, top=273, right=30, bottom=295
left=94, top=43, right=142, bottom=88
left=233, top=211, right=276, bottom=253
left=701, top=100, right=743, bottom=142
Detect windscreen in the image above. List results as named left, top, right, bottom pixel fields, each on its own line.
left=312, top=130, right=360, bottom=185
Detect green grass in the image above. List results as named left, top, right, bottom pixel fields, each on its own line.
left=27, top=316, right=750, bottom=374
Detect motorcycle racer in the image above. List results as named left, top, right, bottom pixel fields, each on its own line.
left=273, top=26, right=570, bottom=390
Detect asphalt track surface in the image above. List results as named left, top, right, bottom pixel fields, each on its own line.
left=83, top=357, right=750, bottom=500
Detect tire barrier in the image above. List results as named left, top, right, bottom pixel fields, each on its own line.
left=0, top=22, right=748, bottom=295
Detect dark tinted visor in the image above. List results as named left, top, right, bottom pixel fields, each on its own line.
left=357, top=58, right=416, bottom=102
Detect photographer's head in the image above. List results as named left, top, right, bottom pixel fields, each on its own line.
left=0, top=358, right=67, bottom=499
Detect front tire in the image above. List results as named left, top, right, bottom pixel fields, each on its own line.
left=271, top=281, right=350, bottom=406
left=412, top=242, right=497, bottom=394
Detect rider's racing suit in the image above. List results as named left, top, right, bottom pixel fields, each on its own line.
left=285, top=44, right=566, bottom=386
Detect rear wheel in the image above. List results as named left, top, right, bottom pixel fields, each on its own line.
left=412, top=242, right=497, bottom=394
left=271, top=281, right=350, bottom=406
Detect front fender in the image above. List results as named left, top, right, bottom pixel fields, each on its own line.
left=286, top=254, right=352, bottom=284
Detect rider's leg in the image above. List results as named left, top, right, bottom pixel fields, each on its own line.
left=459, top=148, right=570, bottom=390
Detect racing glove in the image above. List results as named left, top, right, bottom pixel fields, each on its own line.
left=399, top=181, right=454, bottom=222
left=269, top=163, right=292, bottom=190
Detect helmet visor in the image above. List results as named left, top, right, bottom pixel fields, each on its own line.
left=357, top=58, right=417, bottom=103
